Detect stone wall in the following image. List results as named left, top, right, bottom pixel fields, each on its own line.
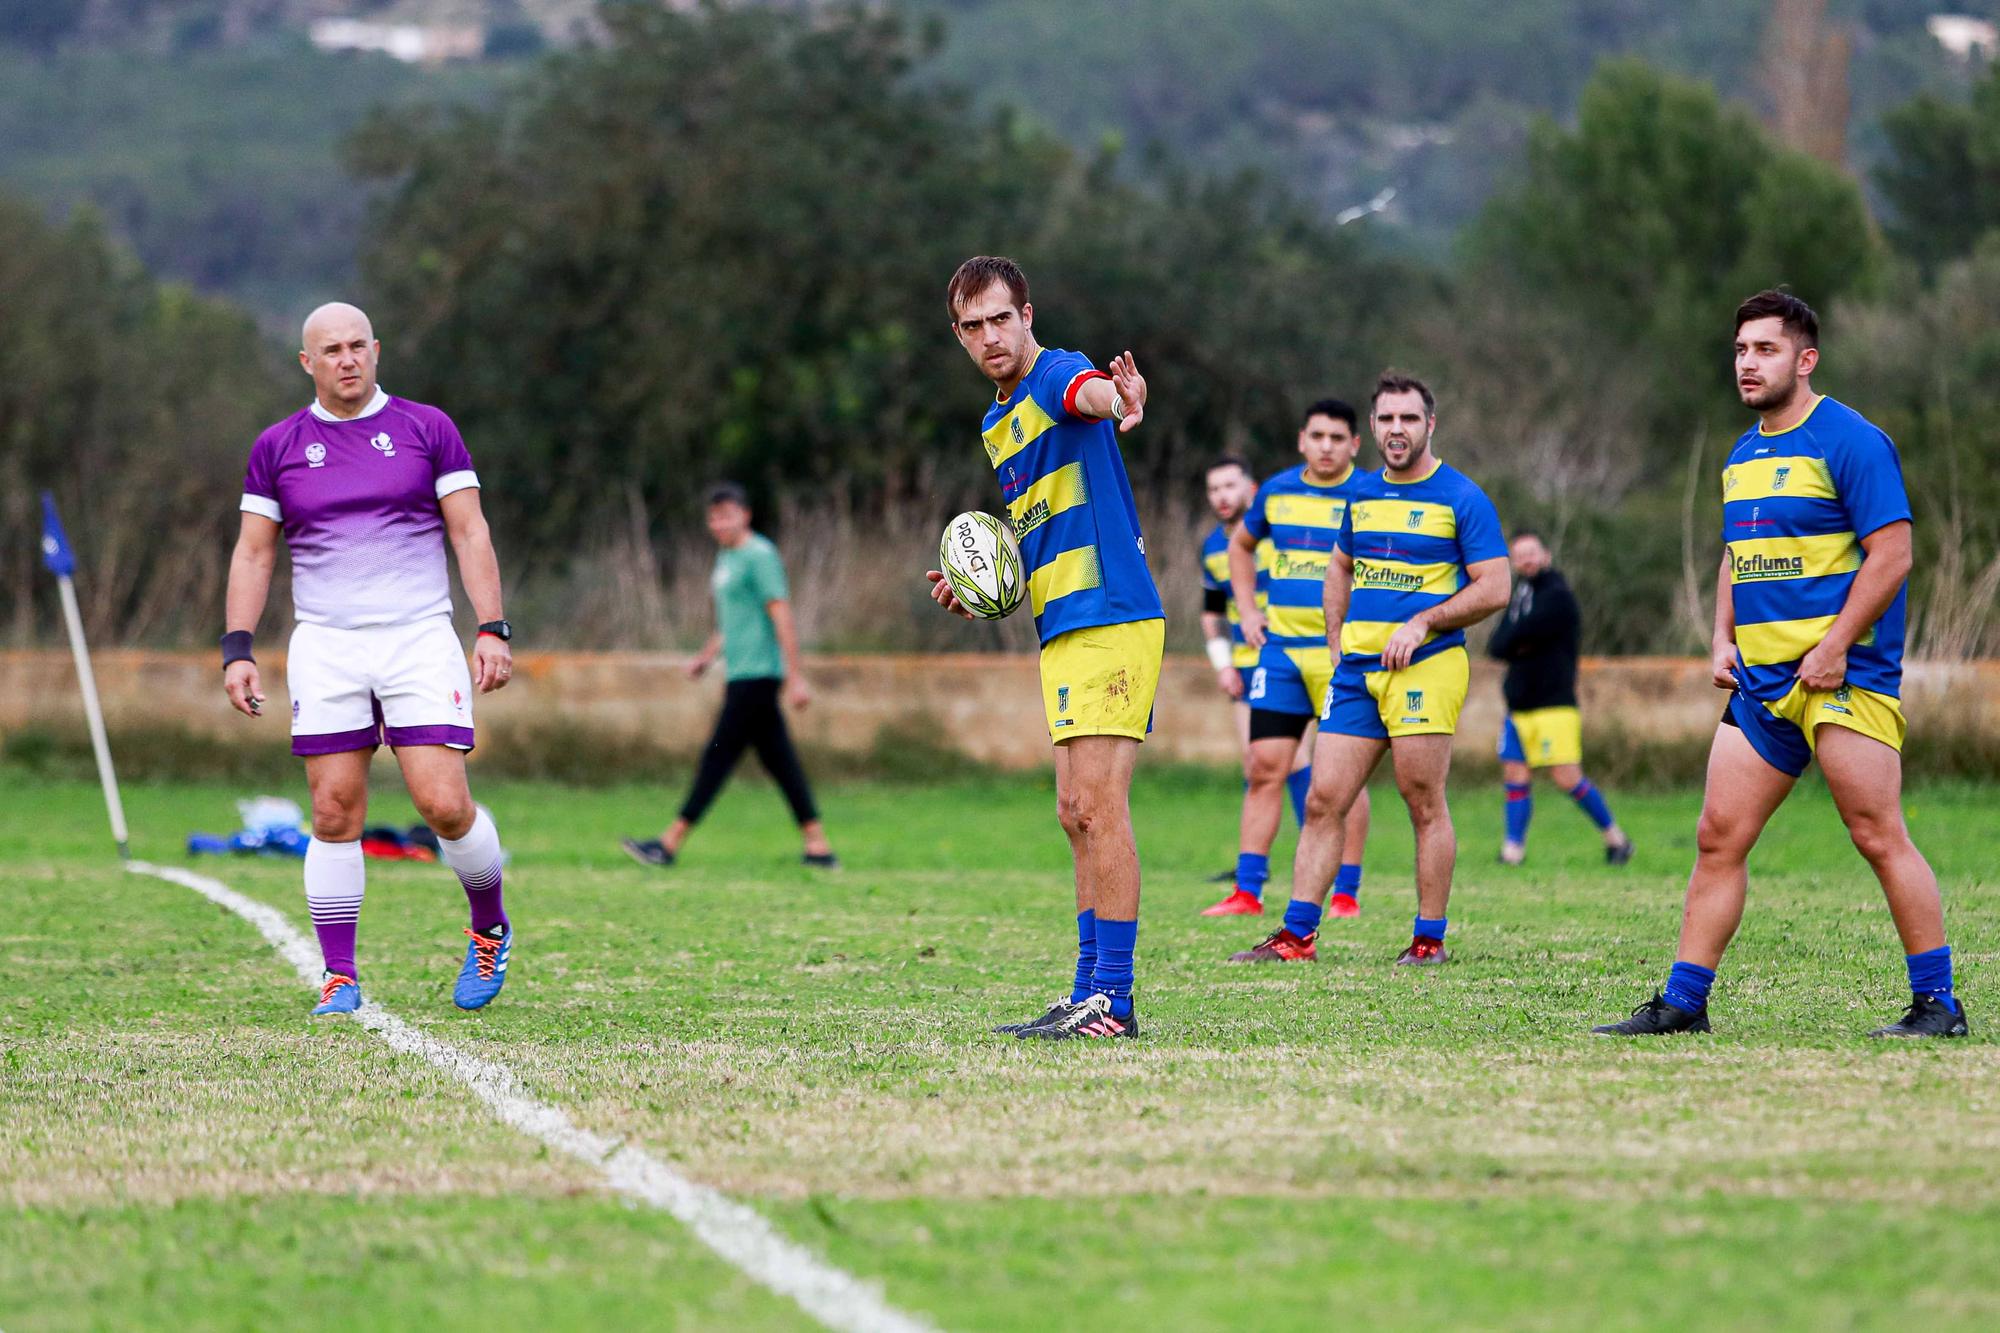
left=5, top=650, right=1998, bottom=770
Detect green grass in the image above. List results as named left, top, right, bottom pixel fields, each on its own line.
left=4, top=763, right=2000, bottom=1330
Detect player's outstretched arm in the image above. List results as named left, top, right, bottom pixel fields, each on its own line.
left=442, top=489, right=512, bottom=693
left=222, top=513, right=279, bottom=718
left=1070, top=352, right=1147, bottom=434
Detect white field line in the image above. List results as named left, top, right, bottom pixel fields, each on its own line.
left=127, top=861, right=936, bottom=1333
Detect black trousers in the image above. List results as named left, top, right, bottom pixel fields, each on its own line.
left=678, top=677, right=820, bottom=826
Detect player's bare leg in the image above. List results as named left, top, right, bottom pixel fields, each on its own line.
left=1389, top=734, right=1455, bottom=964
left=1817, top=726, right=1943, bottom=952
left=398, top=744, right=513, bottom=1010
left=1205, top=734, right=1298, bottom=915
left=1232, top=732, right=1380, bottom=962
left=1023, top=736, right=1142, bottom=1036
left=303, top=750, right=371, bottom=1015
left=1675, top=725, right=1794, bottom=969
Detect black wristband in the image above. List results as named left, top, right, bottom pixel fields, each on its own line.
left=221, top=630, right=255, bottom=668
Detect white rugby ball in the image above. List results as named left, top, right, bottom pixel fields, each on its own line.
left=938, top=511, right=1026, bottom=620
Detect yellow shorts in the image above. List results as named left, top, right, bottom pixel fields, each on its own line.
left=1323, top=646, right=1469, bottom=739
left=1499, top=705, right=1583, bottom=768
left=1040, top=617, right=1165, bottom=743
left=1730, top=681, right=1905, bottom=777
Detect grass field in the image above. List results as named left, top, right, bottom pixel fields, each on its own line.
left=4, top=763, right=1999, bottom=1331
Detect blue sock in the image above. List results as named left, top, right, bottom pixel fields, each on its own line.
left=1286, top=766, right=1312, bottom=826
left=1568, top=777, right=1615, bottom=831
left=1234, top=851, right=1270, bottom=901
left=1283, top=898, right=1323, bottom=939
left=1413, top=915, right=1447, bottom=942
left=1090, top=917, right=1137, bottom=1016
left=1663, top=960, right=1716, bottom=1012
left=1906, top=945, right=1958, bottom=1012
left=1072, top=910, right=1097, bottom=1003
left=1504, top=782, right=1532, bottom=844
left=1333, top=863, right=1362, bottom=900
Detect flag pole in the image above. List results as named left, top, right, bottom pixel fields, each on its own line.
left=41, top=492, right=130, bottom=861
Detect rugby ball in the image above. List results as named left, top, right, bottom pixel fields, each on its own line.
left=938, top=511, right=1026, bottom=620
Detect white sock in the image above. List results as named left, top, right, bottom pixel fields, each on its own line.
left=304, top=836, right=365, bottom=977
left=438, top=806, right=508, bottom=932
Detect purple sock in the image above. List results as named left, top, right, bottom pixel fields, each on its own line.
left=438, top=808, right=509, bottom=934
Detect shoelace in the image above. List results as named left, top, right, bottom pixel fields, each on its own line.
left=320, top=974, right=354, bottom=1005
left=464, top=929, right=503, bottom=980
left=1057, top=996, right=1110, bottom=1030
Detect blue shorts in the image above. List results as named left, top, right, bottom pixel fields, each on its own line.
left=1726, top=682, right=1906, bottom=779
left=1246, top=646, right=1333, bottom=721
left=1322, top=647, right=1470, bottom=740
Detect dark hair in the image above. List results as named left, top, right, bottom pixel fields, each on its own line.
left=704, top=482, right=750, bottom=510
left=1370, top=370, right=1436, bottom=416
left=1735, top=288, right=1819, bottom=350
left=1205, top=454, right=1252, bottom=479
left=1301, top=398, right=1358, bottom=433
left=947, top=256, right=1030, bottom=319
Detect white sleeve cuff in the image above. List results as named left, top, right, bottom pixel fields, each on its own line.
left=435, top=470, right=480, bottom=499
left=240, top=494, right=282, bottom=522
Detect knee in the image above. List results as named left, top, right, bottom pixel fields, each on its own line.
left=310, top=785, right=366, bottom=841
left=413, top=786, right=475, bottom=840
left=1693, top=810, right=1745, bottom=864
left=1846, top=813, right=1907, bottom=866
left=1303, top=780, right=1349, bottom=826
left=1245, top=750, right=1289, bottom=788
left=1056, top=791, right=1092, bottom=840
left=1399, top=781, right=1448, bottom=826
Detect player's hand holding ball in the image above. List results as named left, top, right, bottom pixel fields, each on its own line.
left=932, top=511, right=1025, bottom=621
left=224, top=660, right=264, bottom=718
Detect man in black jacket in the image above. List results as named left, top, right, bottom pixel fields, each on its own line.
left=1487, top=532, right=1633, bottom=865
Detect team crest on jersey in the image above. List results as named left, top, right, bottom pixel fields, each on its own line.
left=305, top=442, right=327, bottom=468
left=1771, top=465, right=1791, bottom=491
left=1405, top=689, right=1424, bottom=711
left=1833, top=684, right=1851, bottom=703
left=1056, top=685, right=1070, bottom=715
left=371, top=431, right=396, bottom=458
left=1011, top=416, right=1025, bottom=445
left=1406, top=509, right=1424, bottom=529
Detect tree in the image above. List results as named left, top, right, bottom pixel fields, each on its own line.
left=1876, top=64, right=2000, bottom=272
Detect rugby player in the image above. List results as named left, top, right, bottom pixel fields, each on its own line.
left=1595, top=291, right=1966, bottom=1038
left=223, top=302, right=515, bottom=1016
left=929, top=256, right=1161, bottom=1040
left=1488, top=531, right=1633, bottom=865
left=1231, top=372, right=1509, bottom=966
left=1194, top=457, right=1318, bottom=890
left=1206, top=404, right=1372, bottom=918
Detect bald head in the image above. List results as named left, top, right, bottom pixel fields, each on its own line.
left=302, top=302, right=373, bottom=351
left=298, top=302, right=381, bottom=418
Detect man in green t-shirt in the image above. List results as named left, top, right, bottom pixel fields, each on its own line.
left=622, top=484, right=837, bottom=868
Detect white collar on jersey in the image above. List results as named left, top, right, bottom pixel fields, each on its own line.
left=309, top=387, right=391, bottom=423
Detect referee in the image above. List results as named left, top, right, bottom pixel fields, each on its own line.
left=622, top=483, right=838, bottom=869
left=1488, top=531, right=1633, bottom=866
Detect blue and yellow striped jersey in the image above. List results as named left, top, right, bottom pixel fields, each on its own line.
left=1200, top=520, right=1273, bottom=667
left=1241, top=463, right=1369, bottom=653
left=1336, top=460, right=1505, bottom=671
left=1722, top=396, right=1910, bottom=701
left=982, top=347, right=1164, bottom=644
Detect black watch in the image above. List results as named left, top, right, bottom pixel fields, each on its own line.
left=478, top=619, right=513, bottom=642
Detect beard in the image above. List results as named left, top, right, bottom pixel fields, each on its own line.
left=1739, top=371, right=1795, bottom=410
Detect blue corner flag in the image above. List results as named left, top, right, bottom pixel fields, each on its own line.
left=40, top=491, right=76, bottom=578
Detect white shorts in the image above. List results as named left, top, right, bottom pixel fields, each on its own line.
left=286, top=616, right=475, bottom=757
